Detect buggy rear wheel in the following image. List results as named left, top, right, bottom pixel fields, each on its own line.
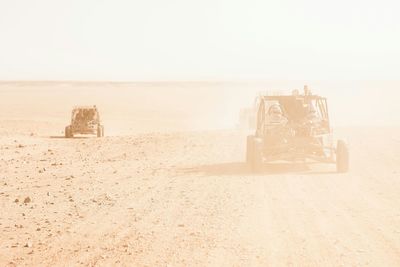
left=97, top=125, right=104, bottom=137
left=65, top=126, right=73, bottom=138
left=336, top=140, right=349, bottom=173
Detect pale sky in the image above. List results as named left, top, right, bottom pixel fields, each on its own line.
left=0, top=0, right=399, bottom=80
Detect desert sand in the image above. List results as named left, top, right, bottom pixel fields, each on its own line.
left=1, top=82, right=400, bottom=267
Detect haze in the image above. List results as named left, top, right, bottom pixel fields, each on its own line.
left=0, top=81, right=399, bottom=132
left=0, top=0, right=399, bottom=80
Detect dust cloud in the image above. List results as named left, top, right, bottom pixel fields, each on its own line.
left=0, top=81, right=399, bottom=135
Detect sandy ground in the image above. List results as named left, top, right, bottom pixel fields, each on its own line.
left=1, top=125, right=400, bottom=266
left=1, top=83, right=400, bottom=266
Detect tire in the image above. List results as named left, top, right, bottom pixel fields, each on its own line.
left=246, top=135, right=255, bottom=164
left=336, top=140, right=349, bottom=173
left=97, top=125, right=104, bottom=138
left=65, top=126, right=72, bottom=138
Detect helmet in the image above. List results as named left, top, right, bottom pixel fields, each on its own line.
left=269, top=104, right=283, bottom=115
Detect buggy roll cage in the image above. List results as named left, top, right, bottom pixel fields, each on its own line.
left=70, top=105, right=101, bottom=124
left=257, top=94, right=331, bottom=131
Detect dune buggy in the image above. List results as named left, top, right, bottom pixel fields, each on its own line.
left=65, top=106, right=104, bottom=138
left=246, top=88, right=349, bottom=173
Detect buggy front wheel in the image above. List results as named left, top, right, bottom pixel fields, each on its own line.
left=336, top=140, right=349, bottom=173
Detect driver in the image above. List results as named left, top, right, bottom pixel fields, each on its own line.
left=305, top=104, right=321, bottom=124
left=267, top=104, right=288, bottom=126
left=76, top=110, right=84, bottom=121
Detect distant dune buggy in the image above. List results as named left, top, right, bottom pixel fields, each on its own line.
left=65, top=106, right=104, bottom=138
left=246, top=88, right=349, bottom=173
